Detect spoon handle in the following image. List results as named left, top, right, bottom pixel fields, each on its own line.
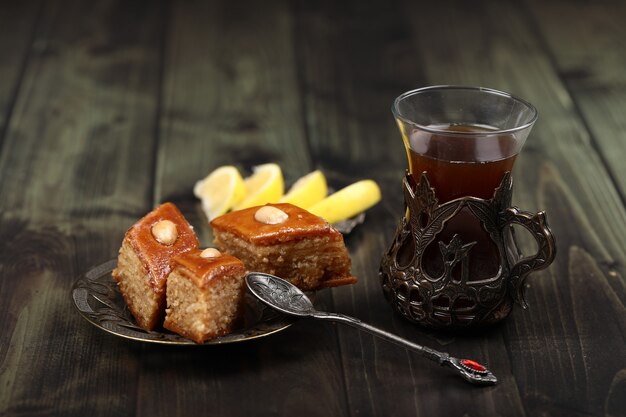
left=312, top=311, right=497, bottom=386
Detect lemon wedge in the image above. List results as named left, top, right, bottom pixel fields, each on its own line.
left=234, top=163, right=284, bottom=210
left=308, top=179, right=381, bottom=224
left=279, top=170, right=328, bottom=209
left=194, top=165, right=246, bottom=220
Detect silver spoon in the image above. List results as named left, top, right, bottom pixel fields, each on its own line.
left=246, top=272, right=497, bottom=386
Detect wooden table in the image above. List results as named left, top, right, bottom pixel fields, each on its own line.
left=2, top=0, right=625, bottom=416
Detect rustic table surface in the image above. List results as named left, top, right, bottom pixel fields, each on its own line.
left=2, top=0, right=626, bottom=416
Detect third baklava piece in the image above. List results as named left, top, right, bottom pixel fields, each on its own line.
left=164, top=248, right=247, bottom=343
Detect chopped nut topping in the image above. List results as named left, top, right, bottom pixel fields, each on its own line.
left=200, top=248, right=221, bottom=258
left=254, top=206, right=289, bottom=225
left=151, top=220, right=178, bottom=245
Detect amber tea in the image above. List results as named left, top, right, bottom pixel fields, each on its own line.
left=407, top=123, right=518, bottom=279
left=407, top=124, right=518, bottom=202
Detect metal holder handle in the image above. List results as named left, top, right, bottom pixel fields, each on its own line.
left=501, top=208, right=557, bottom=308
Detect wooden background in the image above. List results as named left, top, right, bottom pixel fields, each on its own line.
left=1, top=0, right=625, bottom=416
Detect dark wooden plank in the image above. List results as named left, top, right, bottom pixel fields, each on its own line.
left=524, top=0, right=626, bottom=309
left=524, top=0, right=626, bottom=202
left=144, top=1, right=349, bottom=416
left=399, top=0, right=626, bottom=415
left=0, top=0, right=165, bottom=415
left=0, top=0, right=41, bottom=144
left=294, top=1, right=527, bottom=416
left=154, top=0, right=313, bottom=241
left=503, top=164, right=626, bottom=417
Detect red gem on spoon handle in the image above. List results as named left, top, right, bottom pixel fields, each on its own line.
left=460, top=359, right=487, bottom=373
left=444, top=357, right=497, bottom=385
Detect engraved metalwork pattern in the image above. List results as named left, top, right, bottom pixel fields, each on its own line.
left=246, top=273, right=314, bottom=316
left=380, top=172, right=556, bottom=328
left=71, top=260, right=296, bottom=345
left=500, top=207, right=556, bottom=308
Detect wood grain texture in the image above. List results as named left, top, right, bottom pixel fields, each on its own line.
left=0, top=0, right=41, bottom=146
left=525, top=0, right=626, bottom=201
left=1, top=0, right=625, bottom=416
left=0, top=0, right=165, bottom=415
left=155, top=0, right=313, bottom=242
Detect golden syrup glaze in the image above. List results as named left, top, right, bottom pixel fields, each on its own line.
left=126, top=202, right=199, bottom=293
left=172, top=250, right=246, bottom=287
left=210, top=203, right=343, bottom=245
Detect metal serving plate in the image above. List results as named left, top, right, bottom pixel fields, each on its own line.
left=71, top=260, right=297, bottom=345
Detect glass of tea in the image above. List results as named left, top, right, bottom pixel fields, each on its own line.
left=380, top=86, right=556, bottom=329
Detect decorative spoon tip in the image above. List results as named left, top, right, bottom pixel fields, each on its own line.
left=446, top=357, right=498, bottom=385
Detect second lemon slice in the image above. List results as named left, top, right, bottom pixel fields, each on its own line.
left=308, top=179, right=381, bottom=224
left=194, top=165, right=246, bottom=220
left=279, top=170, right=328, bottom=209
left=234, top=163, right=284, bottom=210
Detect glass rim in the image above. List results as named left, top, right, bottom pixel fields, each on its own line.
left=391, top=85, right=538, bottom=136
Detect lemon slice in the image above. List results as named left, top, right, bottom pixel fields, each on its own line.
left=308, top=179, right=381, bottom=224
left=193, top=165, right=246, bottom=220
left=234, top=163, right=284, bottom=210
left=279, top=170, right=328, bottom=209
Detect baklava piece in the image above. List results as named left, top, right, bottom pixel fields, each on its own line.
left=210, top=203, right=356, bottom=291
left=112, top=202, right=199, bottom=330
left=163, top=248, right=247, bottom=343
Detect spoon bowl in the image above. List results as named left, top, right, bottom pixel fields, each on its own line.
left=246, top=272, right=315, bottom=317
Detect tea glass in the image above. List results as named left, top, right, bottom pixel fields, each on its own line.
left=380, top=86, right=556, bottom=329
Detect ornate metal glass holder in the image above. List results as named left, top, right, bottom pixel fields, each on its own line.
left=380, top=172, right=556, bottom=329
